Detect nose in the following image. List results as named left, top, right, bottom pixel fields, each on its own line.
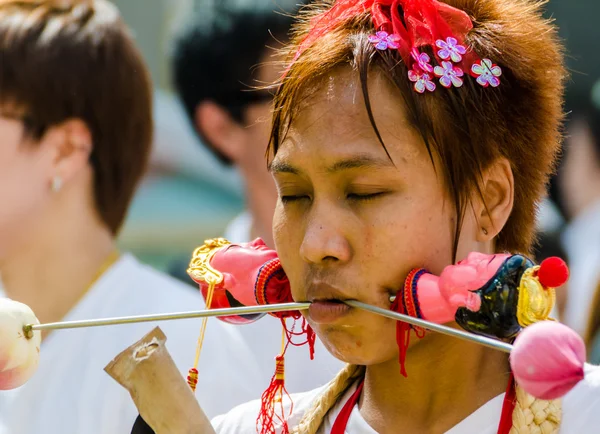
left=299, top=202, right=352, bottom=265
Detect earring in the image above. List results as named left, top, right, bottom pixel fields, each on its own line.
left=51, top=176, right=63, bottom=193
left=482, top=227, right=488, bottom=235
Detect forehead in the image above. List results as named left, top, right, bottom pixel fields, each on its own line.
left=271, top=67, right=427, bottom=169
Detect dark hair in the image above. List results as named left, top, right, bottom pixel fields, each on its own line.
left=171, top=0, right=305, bottom=164
left=270, top=0, right=567, bottom=256
left=0, top=0, right=153, bottom=235
left=565, top=83, right=600, bottom=162
left=548, top=82, right=600, bottom=221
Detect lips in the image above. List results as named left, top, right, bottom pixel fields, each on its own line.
left=308, top=300, right=352, bottom=324
left=304, top=282, right=355, bottom=323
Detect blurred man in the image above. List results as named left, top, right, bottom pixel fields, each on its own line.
left=170, top=0, right=344, bottom=393
left=555, top=82, right=600, bottom=338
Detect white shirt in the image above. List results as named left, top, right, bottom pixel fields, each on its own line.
left=221, top=212, right=345, bottom=394
left=0, top=254, right=265, bottom=434
left=562, top=200, right=600, bottom=336
left=213, top=364, right=600, bottom=433
left=223, top=211, right=253, bottom=244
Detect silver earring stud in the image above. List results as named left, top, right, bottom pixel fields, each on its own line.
left=482, top=227, right=488, bottom=235
left=51, top=176, right=63, bottom=193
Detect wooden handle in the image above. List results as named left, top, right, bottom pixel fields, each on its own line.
left=104, top=327, right=216, bottom=434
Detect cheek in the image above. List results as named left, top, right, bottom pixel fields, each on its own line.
left=0, top=157, right=50, bottom=254
left=363, top=193, right=455, bottom=276
left=272, top=203, right=302, bottom=289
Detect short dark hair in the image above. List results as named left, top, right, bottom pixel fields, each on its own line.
left=171, top=0, right=304, bottom=164
left=0, top=0, right=153, bottom=235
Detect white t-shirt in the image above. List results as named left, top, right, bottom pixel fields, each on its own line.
left=213, top=364, right=600, bottom=433
left=561, top=200, right=600, bottom=336
left=0, top=254, right=267, bottom=434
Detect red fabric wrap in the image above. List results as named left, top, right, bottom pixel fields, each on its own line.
left=255, top=257, right=298, bottom=318
left=294, top=0, right=475, bottom=68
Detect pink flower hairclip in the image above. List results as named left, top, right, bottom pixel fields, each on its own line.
left=368, top=31, right=400, bottom=50
left=434, top=61, right=464, bottom=88
left=366, top=0, right=502, bottom=93
left=408, top=67, right=436, bottom=93
left=436, top=37, right=467, bottom=63
left=296, top=0, right=502, bottom=94
left=471, top=59, right=502, bottom=88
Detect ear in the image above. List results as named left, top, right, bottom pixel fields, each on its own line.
left=194, top=101, right=245, bottom=162
left=474, top=157, right=514, bottom=242
left=44, top=119, right=92, bottom=186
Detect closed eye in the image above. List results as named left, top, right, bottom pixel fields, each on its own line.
left=280, top=195, right=310, bottom=203
left=347, top=192, right=387, bottom=202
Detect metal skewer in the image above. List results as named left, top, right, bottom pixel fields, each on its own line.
left=345, top=300, right=514, bottom=353
left=23, top=299, right=514, bottom=354
left=23, top=302, right=311, bottom=333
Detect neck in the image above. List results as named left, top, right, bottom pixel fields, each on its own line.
left=360, top=331, right=510, bottom=434
left=239, top=168, right=276, bottom=248
left=1, top=192, right=116, bottom=339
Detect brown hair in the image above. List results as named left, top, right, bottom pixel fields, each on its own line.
left=0, top=0, right=153, bottom=234
left=269, top=0, right=567, bottom=256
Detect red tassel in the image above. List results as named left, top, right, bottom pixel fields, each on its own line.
left=255, top=318, right=315, bottom=433
left=281, top=317, right=316, bottom=360
left=257, top=355, right=292, bottom=434
left=302, top=318, right=316, bottom=360
left=391, top=295, right=411, bottom=378
left=391, top=272, right=427, bottom=378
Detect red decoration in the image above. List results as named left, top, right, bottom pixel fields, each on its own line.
left=186, top=368, right=199, bottom=392
left=189, top=239, right=291, bottom=324
left=256, top=318, right=314, bottom=434
left=537, top=257, right=569, bottom=288
left=255, top=257, right=298, bottom=318
left=496, top=374, right=516, bottom=434
left=257, top=354, right=291, bottom=434
left=295, top=0, right=476, bottom=68
left=390, top=269, right=426, bottom=377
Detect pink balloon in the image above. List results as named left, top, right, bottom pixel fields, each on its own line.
left=510, top=321, right=586, bottom=399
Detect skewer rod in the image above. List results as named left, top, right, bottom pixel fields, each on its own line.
left=24, top=299, right=514, bottom=354
left=26, top=302, right=311, bottom=332
left=346, top=300, right=514, bottom=353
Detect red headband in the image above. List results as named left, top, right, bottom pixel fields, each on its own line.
left=293, top=0, right=502, bottom=93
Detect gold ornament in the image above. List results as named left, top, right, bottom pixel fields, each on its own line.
left=517, top=266, right=556, bottom=327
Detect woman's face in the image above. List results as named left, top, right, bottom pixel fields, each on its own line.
left=271, top=69, right=482, bottom=365
left=0, top=114, right=55, bottom=261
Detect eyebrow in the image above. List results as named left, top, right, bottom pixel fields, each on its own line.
left=269, top=154, right=395, bottom=175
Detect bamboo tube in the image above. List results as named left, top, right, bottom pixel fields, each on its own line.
left=104, top=327, right=216, bottom=434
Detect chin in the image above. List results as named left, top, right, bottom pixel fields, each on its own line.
left=317, top=326, right=396, bottom=366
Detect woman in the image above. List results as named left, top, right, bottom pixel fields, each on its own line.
left=0, top=1, right=269, bottom=433
left=130, top=0, right=600, bottom=432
